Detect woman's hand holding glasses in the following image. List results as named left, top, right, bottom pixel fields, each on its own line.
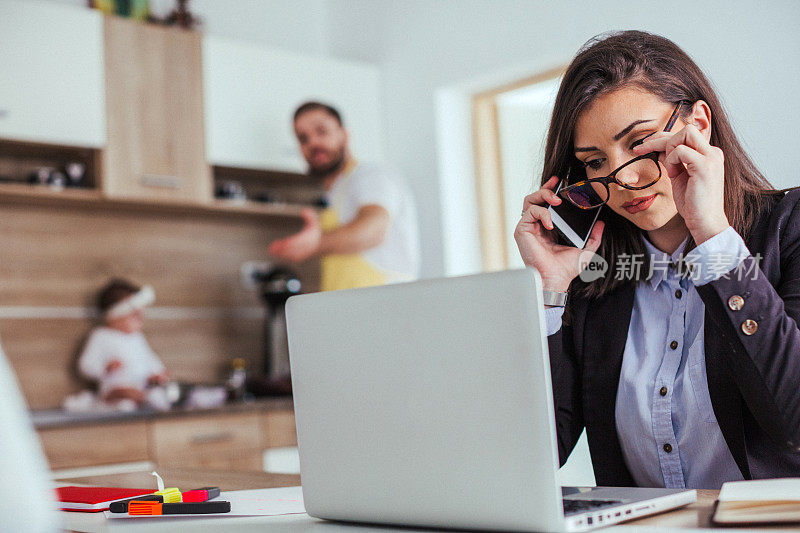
left=515, top=176, right=605, bottom=294
left=633, top=123, right=729, bottom=245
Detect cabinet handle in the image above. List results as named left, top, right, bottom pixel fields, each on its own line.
left=190, top=431, right=234, bottom=444
left=140, top=174, right=182, bottom=189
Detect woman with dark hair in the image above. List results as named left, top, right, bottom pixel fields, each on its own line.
left=516, top=30, right=800, bottom=489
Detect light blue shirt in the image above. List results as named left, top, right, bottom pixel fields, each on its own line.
left=546, top=226, right=750, bottom=489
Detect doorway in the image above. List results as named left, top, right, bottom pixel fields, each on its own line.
left=472, top=67, right=564, bottom=270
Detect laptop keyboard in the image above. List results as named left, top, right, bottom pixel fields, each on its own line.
left=562, top=499, right=622, bottom=516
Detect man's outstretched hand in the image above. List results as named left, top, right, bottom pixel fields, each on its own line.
left=267, top=208, right=322, bottom=263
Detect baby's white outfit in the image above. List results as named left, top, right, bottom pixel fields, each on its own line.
left=78, top=327, right=165, bottom=397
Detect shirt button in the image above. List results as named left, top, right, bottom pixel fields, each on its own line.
left=669, top=340, right=679, bottom=350
left=728, top=295, right=745, bottom=311
left=741, top=319, right=758, bottom=336
left=663, top=443, right=673, bottom=453
left=675, top=289, right=682, bottom=299
left=659, top=386, right=668, bottom=396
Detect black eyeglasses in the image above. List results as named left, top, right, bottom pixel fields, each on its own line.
left=559, top=100, right=690, bottom=209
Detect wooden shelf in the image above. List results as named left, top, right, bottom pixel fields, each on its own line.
left=213, top=164, right=324, bottom=206
left=0, top=182, right=102, bottom=202
left=0, top=138, right=100, bottom=189
left=210, top=199, right=307, bottom=218
left=0, top=142, right=311, bottom=220
left=0, top=182, right=305, bottom=220
left=213, top=165, right=315, bottom=187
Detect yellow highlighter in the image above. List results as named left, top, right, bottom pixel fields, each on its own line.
left=150, top=471, right=181, bottom=503
left=153, top=487, right=181, bottom=503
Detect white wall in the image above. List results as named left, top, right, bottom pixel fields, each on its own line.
left=328, top=0, right=800, bottom=277
left=190, top=0, right=329, bottom=56
left=41, top=0, right=331, bottom=56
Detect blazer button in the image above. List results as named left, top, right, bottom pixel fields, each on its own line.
left=741, top=319, right=758, bottom=336
left=728, top=295, right=745, bottom=311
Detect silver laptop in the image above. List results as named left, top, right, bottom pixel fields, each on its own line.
left=287, top=269, right=696, bottom=532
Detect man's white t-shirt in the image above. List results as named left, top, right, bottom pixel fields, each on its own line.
left=326, top=162, right=421, bottom=282
left=78, top=327, right=165, bottom=396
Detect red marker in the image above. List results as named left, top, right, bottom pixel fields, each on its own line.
left=181, top=487, right=221, bottom=503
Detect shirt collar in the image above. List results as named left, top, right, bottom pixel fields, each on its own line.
left=641, top=234, right=690, bottom=289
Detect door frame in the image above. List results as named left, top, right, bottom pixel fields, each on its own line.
left=471, top=66, right=565, bottom=271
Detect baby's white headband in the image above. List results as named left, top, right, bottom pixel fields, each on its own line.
left=105, top=285, right=155, bottom=320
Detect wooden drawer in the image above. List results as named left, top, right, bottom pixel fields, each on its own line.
left=261, top=409, right=297, bottom=448
left=179, top=448, right=264, bottom=471
left=38, top=421, right=149, bottom=469
left=149, top=412, right=262, bottom=467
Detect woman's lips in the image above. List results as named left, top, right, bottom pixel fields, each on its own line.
left=623, top=193, right=657, bottom=214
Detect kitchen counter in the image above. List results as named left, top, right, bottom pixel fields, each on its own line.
left=34, top=397, right=298, bottom=470
left=30, top=396, right=294, bottom=429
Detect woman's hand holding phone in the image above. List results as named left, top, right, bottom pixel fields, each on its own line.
left=515, top=176, right=605, bottom=293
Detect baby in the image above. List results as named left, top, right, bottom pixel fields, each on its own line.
left=78, top=279, right=168, bottom=405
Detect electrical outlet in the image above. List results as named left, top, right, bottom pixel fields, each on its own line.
left=240, top=260, right=270, bottom=290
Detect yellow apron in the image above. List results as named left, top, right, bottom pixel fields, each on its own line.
left=319, top=207, right=386, bottom=291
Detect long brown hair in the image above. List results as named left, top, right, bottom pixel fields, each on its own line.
left=543, top=30, right=776, bottom=298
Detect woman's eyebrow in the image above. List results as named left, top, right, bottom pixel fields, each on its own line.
left=613, top=119, right=654, bottom=141
left=574, top=118, right=655, bottom=152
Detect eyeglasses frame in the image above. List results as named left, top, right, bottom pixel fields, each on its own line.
left=559, top=100, right=691, bottom=210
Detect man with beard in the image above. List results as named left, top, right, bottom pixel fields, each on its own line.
left=268, top=102, right=420, bottom=291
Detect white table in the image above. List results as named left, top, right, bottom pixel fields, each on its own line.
left=57, top=468, right=790, bottom=532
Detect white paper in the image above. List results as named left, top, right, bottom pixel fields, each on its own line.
left=719, top=478, right=800, bottom=502
left=106, top=485, right=306, bottom=519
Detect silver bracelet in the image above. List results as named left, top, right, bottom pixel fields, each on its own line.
left=542, top=289, right=568, bottom=307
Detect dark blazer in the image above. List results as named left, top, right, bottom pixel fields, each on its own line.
left=548, top=188, right=800, bottom=486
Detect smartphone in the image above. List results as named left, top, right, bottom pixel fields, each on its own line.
left=547, top=178, right=603, bottom=248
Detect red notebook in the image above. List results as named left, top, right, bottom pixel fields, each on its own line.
left=57, top=486, right=156, bottom=512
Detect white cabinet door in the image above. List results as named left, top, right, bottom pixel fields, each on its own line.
left=203, top=36, right=383, bottom=172
left=0, top=0, right=106, bottom=147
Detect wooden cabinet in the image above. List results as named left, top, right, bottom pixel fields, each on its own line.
left=262, top=410, right=298, bottom=448
left=1, top=3, right=384, bottom=206
left=36, top=407, right=297, bottom=471
left=38, top=421, right=149, bottom=470
left=149, top=412, right=263, bottom=471
left=203, top=36, right=384, bottom=172
left=0, top=1, right=106, bottom=147
left=102, top=16, right=212, bottom=203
